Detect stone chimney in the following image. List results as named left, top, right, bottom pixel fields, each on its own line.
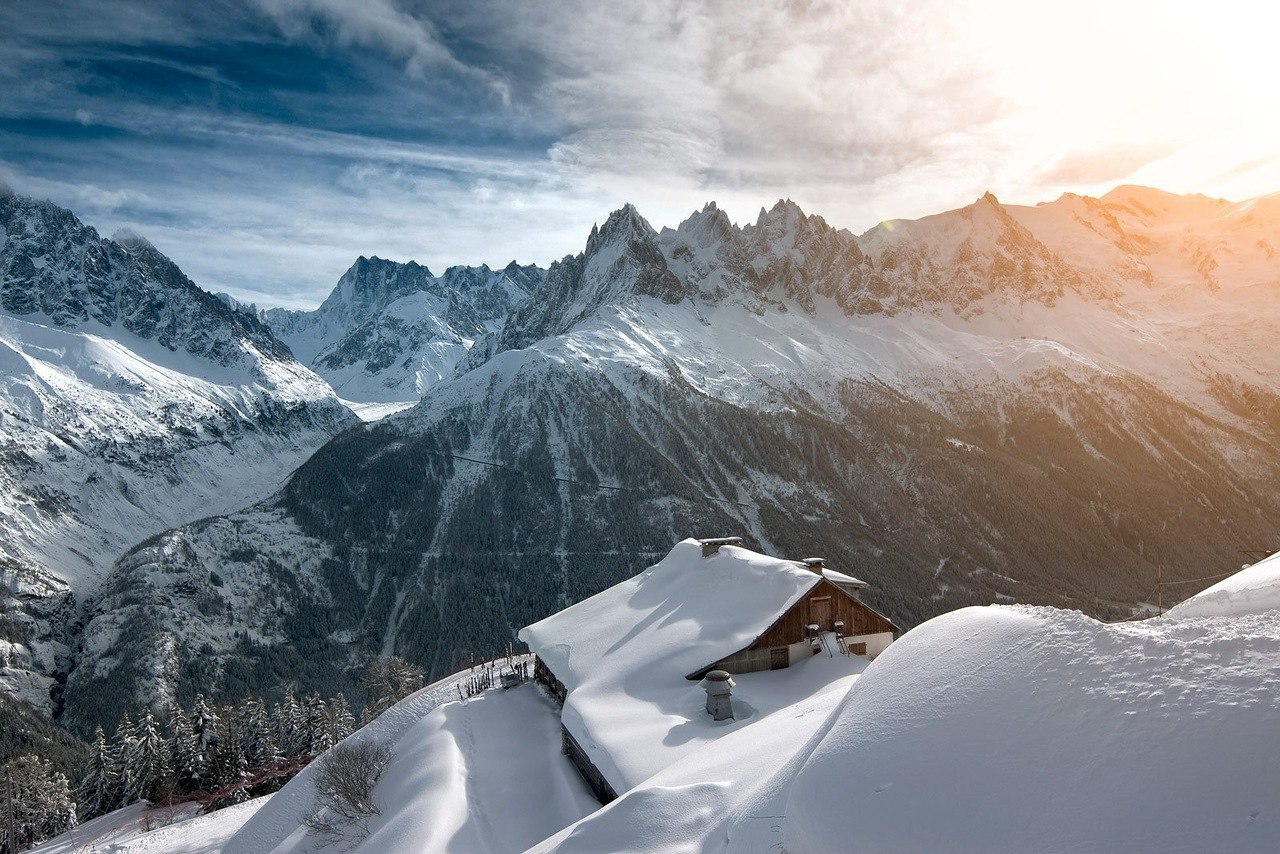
left=699, top=537, right=743, bottom=558
left=701, top=670, right=735, bottom=721
left=803, top=557, right=825, bottom=572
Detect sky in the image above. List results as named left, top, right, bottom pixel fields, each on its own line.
left=2, top=0, right=1279, bottom=309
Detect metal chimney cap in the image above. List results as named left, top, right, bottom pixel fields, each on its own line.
left=803, top=557, right=825, bottom=568
left=703, top=669, right=733, bottom=682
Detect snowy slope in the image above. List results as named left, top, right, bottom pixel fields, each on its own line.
left=0, top=189, right=354, bottom=712
left=32, top=798, right=268, bottom=854
left=218, top=664, right=596, bottom=854
left=783, top=603, right=1280, bottom=853
left=265, top=256, right=541, bottom=403
left=1166, top=551, right=1280, bottom=619
left=341, top=684, right=595, bottom=853
left=1011, top=186, right=1280, bottom=294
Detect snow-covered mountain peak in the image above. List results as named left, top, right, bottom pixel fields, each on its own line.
left=585, top=203, right=658, bottom=256
left=1101, top=184, right=1228, bottom=219
left=758, top=197, right=803, bottom=222
left=109, top=227, right=154, bottom=251
left=743, top=199, right=833, bottom=248
left=0, top=190, right=295, bottom=367
left=316, top=255, right=437, bottom=325
left=265, top=253, right=544, bottom=403
left=665, top=202, right=737, bottom=250
left=481, top=205, right=691, bottom=357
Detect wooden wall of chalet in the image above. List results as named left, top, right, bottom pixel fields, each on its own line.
left=749, top=579, right=895, bottom=650
left=534, top=656, right=567, bottom=705
left=561, top=724, right=618, bottom=805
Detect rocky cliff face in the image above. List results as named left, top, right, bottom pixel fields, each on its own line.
left=60, top=187, right=1280, bottom=733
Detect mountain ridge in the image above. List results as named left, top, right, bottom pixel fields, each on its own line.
left=57, top=182, right=1280, bottom=734
left=264, top=255, right=543, bottom=404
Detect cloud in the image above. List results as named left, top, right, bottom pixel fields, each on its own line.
left=2, top=0, right=1277, bottom=310
left=1039, top=144, right=1181, bottom=188
left=252, top=0, right=507, bottom=97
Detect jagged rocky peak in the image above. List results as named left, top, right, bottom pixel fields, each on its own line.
left=585, top=204, right=688, bottom=303
left=741, top=198, right=841, bottom=258
left=756, top=197, right=805, bottom=225
left=320, top=254, right=437, bottom=319
left=487, top=203, right=690, bottom=355
left=438, top=260, right=543, bottom=296
left=963, top=190, right=1017, bottom=228
left=439, top=262, right=493, bottom=289
left=586, top=202, right=658, bottom=255
left=666, top=201, right=737, bottom=249
left=749, top=198, right=818, bottom=235
left=266, top=251, right=547, bottom=401
left=0, top=189, right=290, bottom=364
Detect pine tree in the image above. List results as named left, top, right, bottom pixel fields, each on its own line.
left=275, top=691, right=306, bottom=759
left=208, top=704, right=249, bottom=801
left=127, top=710, right=172, bottom=805
left=77, top=726, right=118, bottom=821
left=190, top=694, right=221, bottom=788
left=242, top=697, right=280, bottom=771
left=169, top=705, right=202, bottom=795
left=329, top=693, right=356, bottom=744
left=0, top=755, right=77, bottom=851
left=303, top=694, right=333, bottom=757
left=112, top=712, right=137, bottom=809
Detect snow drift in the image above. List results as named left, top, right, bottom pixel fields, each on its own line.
left=784, top=603, right=1280, bottom=853
left=221, top=668, right=596, bottom=854
left=1166, top=551, right=1280, bottom=619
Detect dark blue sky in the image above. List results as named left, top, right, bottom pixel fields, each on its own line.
left=2, top=1, right=1271, bottom=307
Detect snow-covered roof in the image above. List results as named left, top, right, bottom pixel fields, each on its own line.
left=521, top=540, right=824, bottom=687
left=519, top=539, right=864, bottom=792
left=822, top=566, right=865, bottom=587
left=530, top=679, right=852, bottom=854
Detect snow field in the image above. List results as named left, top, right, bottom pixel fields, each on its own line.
left=785, top=604, right=1280, bottom=853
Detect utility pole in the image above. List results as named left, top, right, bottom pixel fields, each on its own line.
left=1157, top=562, right=1163, bottom=616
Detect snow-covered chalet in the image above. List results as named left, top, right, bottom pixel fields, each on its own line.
left=519, top=537, right=899, bottom=802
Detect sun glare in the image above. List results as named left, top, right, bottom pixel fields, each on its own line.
left=960, top=0, right=1280, bottom=199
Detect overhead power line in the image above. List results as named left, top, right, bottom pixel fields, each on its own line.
left=427, top=448, right=756, bottom=509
